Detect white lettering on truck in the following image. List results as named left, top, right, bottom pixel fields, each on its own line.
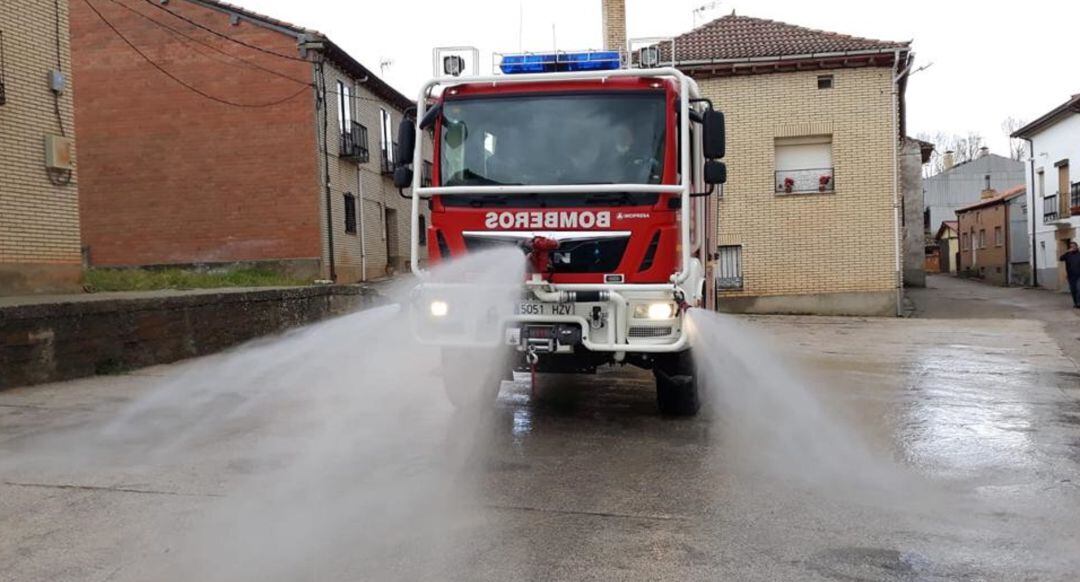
left=484, top=211, right=611, bottom=230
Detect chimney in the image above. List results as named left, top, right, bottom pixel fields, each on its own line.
left=601, top=0, right=627, bottom=54
left=980, top=187, right=998, bottom=200
left=978, top=146, right=990, bottom=158
left=942, top=150, right=955, bottom=171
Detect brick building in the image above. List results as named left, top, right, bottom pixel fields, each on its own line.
left=955, top=186, right=1025, bottom=286
left=603, top=4, right=913, bottom=315
left=70, top=0, right=426, bottom=282
left=0, top=0, right=82, bottom=295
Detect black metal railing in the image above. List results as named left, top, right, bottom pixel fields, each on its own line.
left=339, top=122, right=368, bottom=163
left=1071, top=182, right=1080, bottom=214
left=421, top=160, right=433, bottom=187
left=380, top=142, right=397, bottom=175
left=775, top=167, right=834, bottom=194
left=1044, top=193, right=1059, bottom=223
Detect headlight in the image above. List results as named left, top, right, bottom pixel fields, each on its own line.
left=633, top=302, right=675, bottom=320
left=429, top=300, right=449, bottom=318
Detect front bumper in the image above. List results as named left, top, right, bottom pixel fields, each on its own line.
left=410, top=281, right=688, bottom=354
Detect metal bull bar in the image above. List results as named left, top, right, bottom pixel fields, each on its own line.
left=406, top=68, right=701, bottom=354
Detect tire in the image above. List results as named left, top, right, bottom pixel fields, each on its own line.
left=654, top=350, right=700, bottom=417
left=441, top=348, right=506, bottom=409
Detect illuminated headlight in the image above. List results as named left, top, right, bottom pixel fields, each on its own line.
left=429, top=300, right=449, bottom=318
left=633, top=302, right=675, bottom=320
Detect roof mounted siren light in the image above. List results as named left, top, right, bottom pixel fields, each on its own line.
left=627, top=37, right=675, bottom=69
left=432, top=47, right=479, bottom=77
left=496, top=50, right=622, bottom=75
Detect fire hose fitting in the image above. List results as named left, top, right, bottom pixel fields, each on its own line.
left=525, top=236, right=560, bottom=275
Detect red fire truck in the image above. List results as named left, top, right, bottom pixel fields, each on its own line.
left=394, top=49, right=726, bottom=416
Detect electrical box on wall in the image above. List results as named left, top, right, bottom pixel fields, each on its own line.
left=45, top=134, right=74, bottom=170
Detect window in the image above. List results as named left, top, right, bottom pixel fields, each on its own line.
left=337, top=81, right=351, bottom=134
left=1037, top=168, right=1045, bottom=197
left=775, top=136, right=833, bottom=194
left=978, top=229, right=986, bottom=249
left=716, top=245, right=743, bottom=290
left=994, top=226, right=1003, bottom=247
left=962, top=233, right=969, bottom=250
left=817, top=75, right=833, bottom=90
left=418, top=214, right=427, bottom=246
left=343, top=193, right=357, bottom=234
left=379, top=107, right=393, bottom=162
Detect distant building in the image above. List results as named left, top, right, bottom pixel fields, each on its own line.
left=605, top=3, right=915, bottom=315
left=1012, top=93, right=1080, bottom=292
left=71, top=0, right=427, bottom=282
left=955, top=186, right=1025, bottom=286
left=933, top=221, right=959, bottom=274
left=0, top=0, right=82, bottom=295
left=923, top=151, right=1025, bottom=238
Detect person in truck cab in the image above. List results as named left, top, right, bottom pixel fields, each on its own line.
left=1060, top=241, right=1080, bottom=308
left=610, top=123, right=660, bottom=183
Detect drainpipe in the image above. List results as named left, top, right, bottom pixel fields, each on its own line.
left=357, top=166, right=367, bottom=281
left=317, top=59, right=336, bottom=281
left=1022, top=136, right=1037, bottom=287
left=891, top=50, right=911, bottom=316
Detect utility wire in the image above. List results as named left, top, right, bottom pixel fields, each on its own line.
left=106, top=0, right=313, bottom=87
left=82, top=0, right=310, bottom=108
left=138, top=0, right=309, bottom=63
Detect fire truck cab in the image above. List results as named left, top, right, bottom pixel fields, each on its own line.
left=395, top=49, right=726, bottom=416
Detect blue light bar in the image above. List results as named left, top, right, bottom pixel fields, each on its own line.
left=499, top=51, right=621, bottom=74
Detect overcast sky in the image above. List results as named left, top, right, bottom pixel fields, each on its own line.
left=234, top=0, right=1077, bottom=154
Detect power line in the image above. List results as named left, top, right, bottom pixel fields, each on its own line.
left=106, top=0, right=312, bottom=87
left=137, top=0, right=309, bottom=63
left=82, top=0, right=310, bottom=108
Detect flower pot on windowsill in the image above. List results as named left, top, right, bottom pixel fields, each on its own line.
left=782, top=178, right=795, bottom=194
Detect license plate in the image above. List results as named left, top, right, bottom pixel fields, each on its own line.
left=515, top=302, right=573, bottom=316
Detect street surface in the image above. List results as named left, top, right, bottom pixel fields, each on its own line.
left=2, top=276, right=1079, bottom=581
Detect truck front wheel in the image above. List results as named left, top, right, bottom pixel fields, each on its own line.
left=654, top=351, right=701, bottom=417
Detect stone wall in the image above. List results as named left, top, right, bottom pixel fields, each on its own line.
left=0, top=286, right=378, bottom=389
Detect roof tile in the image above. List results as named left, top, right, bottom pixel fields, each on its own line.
left=670, top=14, right=909, bottom=63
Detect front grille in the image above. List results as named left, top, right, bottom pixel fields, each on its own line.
left=628, top=326, right=673, bottom=338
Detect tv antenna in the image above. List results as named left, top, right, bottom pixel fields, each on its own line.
left=692, top=1, right=722, bottom=26
left=379, top=57, right=394, bottom=77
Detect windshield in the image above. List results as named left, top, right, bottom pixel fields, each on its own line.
left=440, top=92, right=666, bottom=188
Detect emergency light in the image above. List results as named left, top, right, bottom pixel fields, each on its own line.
left=499, top=51, right=621, bottom=74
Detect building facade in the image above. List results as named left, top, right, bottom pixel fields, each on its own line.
left=955, top=186, right=1024, bottom=286
left=0, top=0, right=82, bottom=295
left=1013, top=94, right=1080, bottom=292
left=923, top=152, right=1025, bottom=239
left=70, top=0, right=424, bottom=282
left=623, top=13, right=912, bottom=315
left=934, top=221, right=958, bottom=274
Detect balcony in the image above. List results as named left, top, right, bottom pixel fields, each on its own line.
left=421, top=161, right=433, bottom=187
left=1044, top=193, right=1059, bottom=223
left=1071, top=182, right=1080, bottom=215
left=380, top=142, right=398, bottom=175
left=775, top=167, right=834, bottom=194
left=339, top=122, right=368, bottom=163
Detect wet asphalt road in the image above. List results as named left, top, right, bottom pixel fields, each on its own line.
left=2, top=283, right=1080, bottom=580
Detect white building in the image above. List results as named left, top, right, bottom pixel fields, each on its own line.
left=1013, top=94, right=1080, bottom=290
